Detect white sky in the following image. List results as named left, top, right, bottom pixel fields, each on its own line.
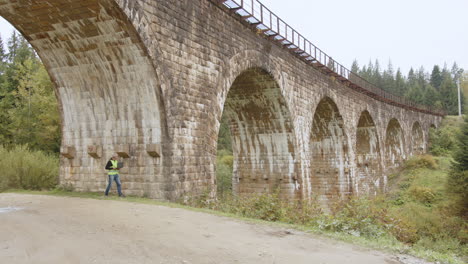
left=1, top=0, right=467, bottom=74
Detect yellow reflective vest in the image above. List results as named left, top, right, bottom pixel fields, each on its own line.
left=108, top=160, right=119, bottom=175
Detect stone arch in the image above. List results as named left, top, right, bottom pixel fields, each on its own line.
left=218, top=67, right=298, bottom=198
left=310, top=97, right=351, bottom=204
left=385, top=118, right=406, bottom=169
left=355, top=110, right=382, bottom=195
left=217, top=50, right=288, bottom=110
left=411, top=121, right=424, bottom=155
left=0, top=0, right=168, bottom=197
left=113, top=0, right=173, bottom=125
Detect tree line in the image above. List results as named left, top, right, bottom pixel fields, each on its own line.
left=0, top=32, right=61, bottom=154
left=350, top=60, right=465, bottom=115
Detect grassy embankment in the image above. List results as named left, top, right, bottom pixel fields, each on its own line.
left=210, top=115, right=467, bottom=263
left=1, top=116, right=467, bottom=264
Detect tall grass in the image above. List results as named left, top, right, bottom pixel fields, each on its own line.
left=216, top=149, right=233, bottom=195
left=184, top=155, right=467, bottom=263
left=0, top=145, right=59, bottom=191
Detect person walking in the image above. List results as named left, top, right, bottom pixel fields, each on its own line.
left=105, top=154, right=125, bottom=197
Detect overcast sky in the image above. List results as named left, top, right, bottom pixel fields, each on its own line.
left=1, top=0, right=467, bottom=74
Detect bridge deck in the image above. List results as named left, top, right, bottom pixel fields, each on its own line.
left=213, top=0, right=444, bottom=116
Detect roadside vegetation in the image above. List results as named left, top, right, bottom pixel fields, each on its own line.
left=0, top=32, right=60, bottom=192
left=208, top=116, right=468, bottom=264
left=0, top=145, right=59, bottom=192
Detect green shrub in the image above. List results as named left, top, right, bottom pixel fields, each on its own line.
left=393, top=203, right=448, bottom=239
left=245, top=191, right=285, bottom=221
left=429, top=121, right=461, bottom=156
left=321, top=197, right=389, bottom=238
left=216, top=149, right=232, bottom=158
left=0, top=145, right=59, bottom=191
left=414, top=235, right=464, bottom=256
left=387, top=216, right=420, bottom=244
left=282, top=198, right=323, bottom=225
left=447, top=117, right=468, bottom=218
left=220, top=155, right=233, bottom=167
left=216, top=158, right=232, bottom=195
left=398, top=181, right=411, bottom=190
left=409, top=186, right=437, bottom=204
left=405, top=155, right=438, bottom=170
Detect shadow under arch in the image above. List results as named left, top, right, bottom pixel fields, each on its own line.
left=411, top=121, right=424, bottom=155
left=310, top=97, right=351, bottom=205
left=355, top=110, right=382, bottom=195
left=219, top=67, right=299, bottom=198
left=0, top=0, right=169, bottom=198
left=385, top=118, right=406, bottom=169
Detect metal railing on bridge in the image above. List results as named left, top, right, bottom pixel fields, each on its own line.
left=215, top=0, right=445, bottom=116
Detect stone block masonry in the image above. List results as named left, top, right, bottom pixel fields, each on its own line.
left=0, top=0, right=442, bottom=203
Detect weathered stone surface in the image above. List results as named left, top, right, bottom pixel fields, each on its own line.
left=87, top=145, right=102, bottom=159
left=116, top=144, right=130, bottom=159
left=61, top=146, right=76, bottom=159
left=0, top=0, right=442, bottom=203
left=146, top=144, right=161, bottom=158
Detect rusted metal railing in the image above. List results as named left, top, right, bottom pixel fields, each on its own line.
left=215, top=0, right=445, bottom=116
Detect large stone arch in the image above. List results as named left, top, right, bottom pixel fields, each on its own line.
left=355, top=110, right=382, bottom=195
left=310, top=97, right=351, bottom=204
left=411, top=121, right=424, bottom=155
left=217, top=67, right=298, bottom=198
left=204, top=50, right=300, bottom=199
left=0, top=0, right=169, bottom=198
left=385, top=118, right=406, bottom=169
left=217, top=50, right=289, bottom=110
left=113, top=0, right=177, bottom=131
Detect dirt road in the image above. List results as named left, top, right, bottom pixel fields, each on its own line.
left=0, top=193, right=426, bottom=264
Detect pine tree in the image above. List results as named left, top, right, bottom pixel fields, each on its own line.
left=430, top=65, right=443, bottom=90
left=395, top=69, right=406, bottom=96
left=0, top=35, right=6, bottom=86
left=8, top=59, right=60, bottom=153
left=361, top=60, right=374, bottom=82
left=452, top=118, right=468, bottom=172
left=0, top=34, right=6, bottom=65
left=448, top=117, right=468, bottom=217
left=351, top=60, right=359, bottom=73
left=407, top=68, right=416, bottom=86
left=423, top=84, right=441, bottom=107
left=0, top=30, right=61, bottom=153
left=414, top=67, right=426, bottom=90
left=405, top=83, right=425, bottom=104
left=6, top=31, right=19, bottom=63
left=451, top=62, right=463, bottom=81
left=372, top=59, right=383, bottom=87
left=440, top=68, right=458, bottom=114
left=382, top=61, right=395, bottom=93
left=347, top=60, right=459, bottom=114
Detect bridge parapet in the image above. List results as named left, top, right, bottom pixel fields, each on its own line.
left=215, top=0, right=445, bottom=116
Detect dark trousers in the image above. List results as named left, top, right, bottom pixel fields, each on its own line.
left=105, top=174, right=122, bottom=196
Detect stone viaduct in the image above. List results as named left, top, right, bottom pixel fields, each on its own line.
left=0, top=0, right=442, bottom=203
